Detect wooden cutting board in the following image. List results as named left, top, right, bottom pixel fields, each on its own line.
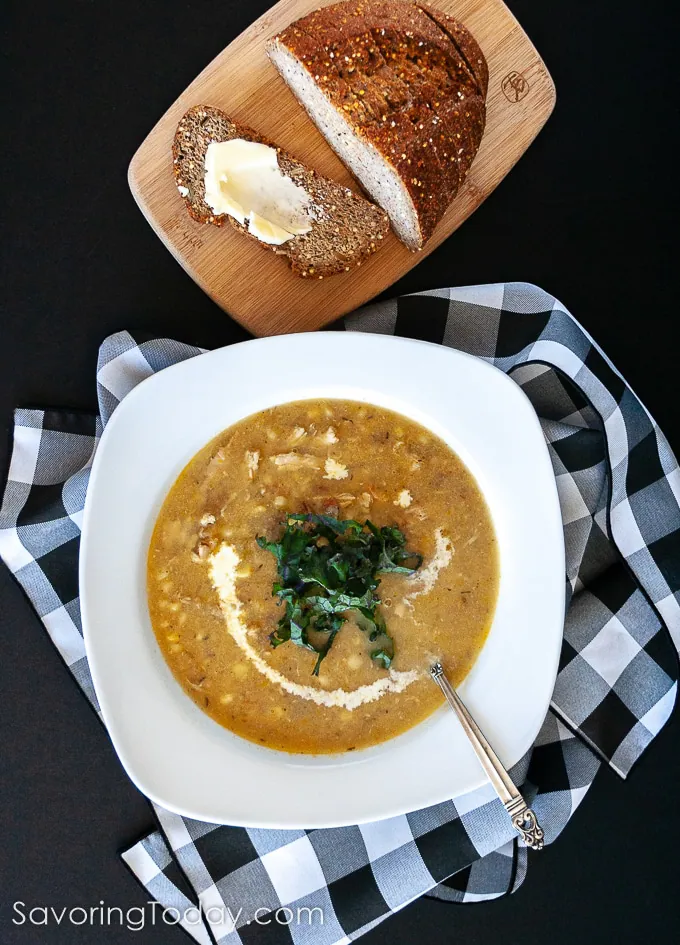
left=128, top=0, right=555, bottom=336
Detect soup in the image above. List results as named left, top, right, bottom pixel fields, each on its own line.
left=147, top=399, right=499, bottom=754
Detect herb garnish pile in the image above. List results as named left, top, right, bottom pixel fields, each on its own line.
left=257, top=514, right=422, bottom=675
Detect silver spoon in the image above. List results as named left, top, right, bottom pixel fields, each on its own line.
left=430, top=661, right=544, bottom=851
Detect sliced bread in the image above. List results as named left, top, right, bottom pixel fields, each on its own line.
left=173, top=105, right=390, bottom=278
left=267, top=1, right=487, bottom=250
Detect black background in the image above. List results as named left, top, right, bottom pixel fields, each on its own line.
left=1, top=1, right=678, bottom=942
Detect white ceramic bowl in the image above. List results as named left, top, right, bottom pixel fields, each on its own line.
left=80, top=332, right=564, bottom=828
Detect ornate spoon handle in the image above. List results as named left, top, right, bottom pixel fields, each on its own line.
left=430, top=662, right=544, bottom=851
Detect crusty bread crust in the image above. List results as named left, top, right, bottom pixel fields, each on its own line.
left=269, top=1, right=487, bottom=248
left=417, top=4, right=488, bottom=96
left=173, top=105, right=390, bottom=278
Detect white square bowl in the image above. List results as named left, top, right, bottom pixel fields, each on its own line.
left=80, top=331, right=564, bottom=828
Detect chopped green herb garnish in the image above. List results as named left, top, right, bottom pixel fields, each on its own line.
left=257, top=514, right=422, bottom=675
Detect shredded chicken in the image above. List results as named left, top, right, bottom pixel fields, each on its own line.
left=323, top=457, right=349, bottom=480
left=270, top=452, right=320, bottom=469
left=207, top=447, right=227, bottom=470
left=193, top=513, right=218, bottom=562
left=244, top=450, right=260, bottom=479
left=321, top=426, right=338, bottom=444
left=394, top=489, right=413, bottom=508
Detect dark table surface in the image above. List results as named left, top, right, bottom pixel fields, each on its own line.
left=1, top=1, right=678, bottom=942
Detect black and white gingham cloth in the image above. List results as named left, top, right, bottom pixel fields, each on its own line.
left=1, top=282, right=678, bottom=944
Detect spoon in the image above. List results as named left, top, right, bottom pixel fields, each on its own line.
left=430, top=661, right=544, bottom=851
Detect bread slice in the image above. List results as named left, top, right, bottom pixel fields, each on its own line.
left=267, top=1, right=487, bottom=250
left=173, top=105, right=390, bottom=278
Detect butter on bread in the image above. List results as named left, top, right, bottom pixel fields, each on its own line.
left=173, top=105, right=390, bottom=278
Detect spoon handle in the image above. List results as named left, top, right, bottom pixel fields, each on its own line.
left=430, top=662, right=544, bottom=851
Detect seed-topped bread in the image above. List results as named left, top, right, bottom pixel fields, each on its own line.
left=267, top=1, right=488, bottom=250
left=173, top=105, right=390, bottom=278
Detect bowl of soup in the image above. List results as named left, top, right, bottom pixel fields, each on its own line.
left=80, top=331, right=564, bottom=827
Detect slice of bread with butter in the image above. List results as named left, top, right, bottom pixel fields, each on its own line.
left=173, top=105, right=389, bottom=278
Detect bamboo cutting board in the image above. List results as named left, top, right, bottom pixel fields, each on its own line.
left=128, top=0, right=555, bottom=335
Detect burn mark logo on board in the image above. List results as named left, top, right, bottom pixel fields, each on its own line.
left=501, top=71, right=530, bottom=103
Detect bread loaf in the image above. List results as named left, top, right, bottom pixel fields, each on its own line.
left=267, top=1, right=487, bottom=249
left=173, top=105, right=390, bottom=278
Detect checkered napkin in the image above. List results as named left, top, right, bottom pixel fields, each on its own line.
left=2, top=283, right=679, bottom=945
